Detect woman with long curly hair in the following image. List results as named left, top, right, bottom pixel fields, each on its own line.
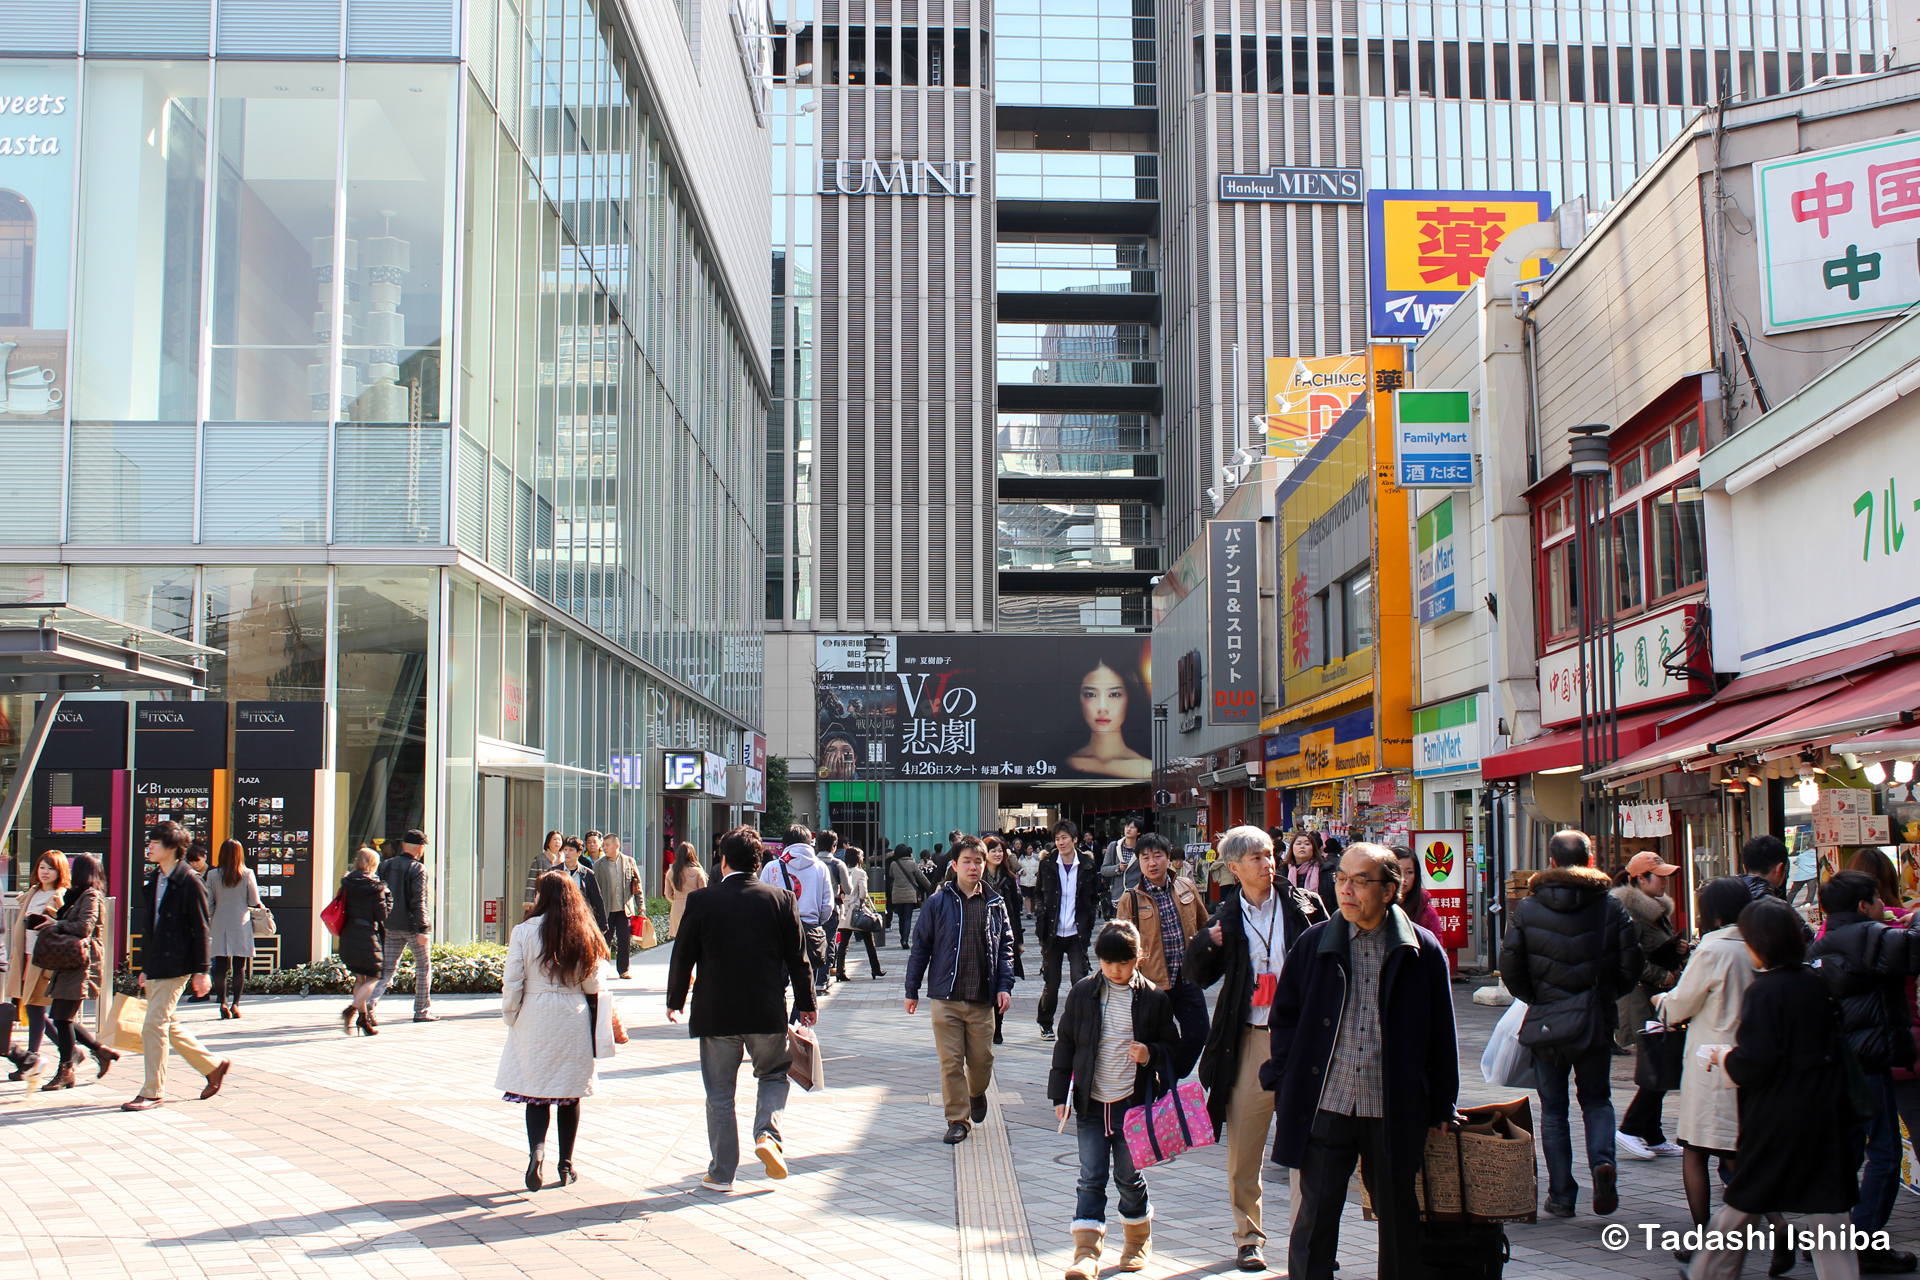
left=497, top=870, right=615, bottom=1191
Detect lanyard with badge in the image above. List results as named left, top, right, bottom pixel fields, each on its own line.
left=1248, top=901, right=1279, bottom=1009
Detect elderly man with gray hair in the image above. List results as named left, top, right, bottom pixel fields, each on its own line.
left=1183, top=824, right=1330, bottom=1273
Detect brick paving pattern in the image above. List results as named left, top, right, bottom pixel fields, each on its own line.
left=4, top=932, right=1915, bottom=1279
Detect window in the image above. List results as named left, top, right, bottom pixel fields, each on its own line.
left=1616, top=452, right=1643, bottom=493
left=1611, top=509, right=1642, bottom=612
left=1494, top=42, right=1511, bottom=98
left=1652, top=482, right=1707, bottom=599
left=1518, top=43, right=1536, bottom=100
left=1368, top=38, right=1386, bottom=95
left=1194, top=35, right=1206, bottom=92
left=1678, top=412, right=1699, bottom=455
left=0, top=190, right=32, bottom=329
left=1242, top=35, right=1259, bottom=92
left=1269, top=36, right=1287, bottom=92
left=1467, top=42, right=1486, bottom=98
left=1647, top=432, right=1673, bottom=476
left=1443, top=40, right=1461, bottom=97
left=1545, top=538, right=1578, bottom=639
left=1394, top=39, right=1412, bottom=95
left=1343, top=572, right=1373, bottom=654
left=1543, top=497, right=1565, bottom=536
left=1218, top=35, right=1234, bottom=91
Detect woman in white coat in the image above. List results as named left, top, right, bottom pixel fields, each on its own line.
left=1651, top=877, right=1773, bottom=1269
left=498, top=870, right=614, bottom=1192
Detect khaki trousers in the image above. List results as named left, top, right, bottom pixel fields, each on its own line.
left=141, top=975, right=220, bottom=1099
left=1223, top=1026, right=1305, bottom=1247
left=1690, top=1209, right=1860, bottom=1280
left=930, top=998, right=996, bottom=1122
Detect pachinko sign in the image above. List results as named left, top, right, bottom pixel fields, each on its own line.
left=1756, top=132, right=1920, bottom=333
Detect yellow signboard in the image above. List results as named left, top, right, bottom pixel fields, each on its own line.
left=1264, top=352, right=1368, bottom=457
left=1366, top=189, right=1552, bottom=337
left=1263, top=717, right=1379, bottom=788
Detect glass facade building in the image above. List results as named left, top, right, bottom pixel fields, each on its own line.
left=0, top=0, right=770, bottom=943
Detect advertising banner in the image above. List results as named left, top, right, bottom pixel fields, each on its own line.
left=0, top=62, right=76, bottom=423
left=1754, top=132, right=1920, bottom=334
left=1208, top=520, right=1260, bottom=726
left=1415, top=496, right=1460, bottom=625
left=814, top=635, right=1153, bottom=782
left=1412, top=829, right=1468, bottom=948
left=1366, top=189, right=1551, bottom=337
left=1276, top=394, right=1376, bottom=705
left=1264, top=352, right=1368, bottom=456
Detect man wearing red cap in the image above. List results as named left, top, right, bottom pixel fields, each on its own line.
left=1612, top=850, right=1687, bottom=1161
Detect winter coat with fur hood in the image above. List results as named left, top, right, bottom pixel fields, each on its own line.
left=1498, top=864, right=1644, bottom=1033
left=1612, top=881, right=1681, bottom=1040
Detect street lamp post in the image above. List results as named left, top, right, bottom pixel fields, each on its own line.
left=863, top=635, right=888, bottom=855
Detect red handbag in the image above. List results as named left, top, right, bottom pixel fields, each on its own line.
left=320, top=892, right=347, bottom=937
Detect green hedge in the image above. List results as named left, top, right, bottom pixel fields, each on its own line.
left=114, top=942, right=510, bottom=997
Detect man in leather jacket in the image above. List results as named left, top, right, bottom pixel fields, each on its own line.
left=1809, top=869, right=1920, bottom=1273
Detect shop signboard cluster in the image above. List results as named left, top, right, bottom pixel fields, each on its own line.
left=1537, top=602, right=1711, bottom=729
left=1393, top=389, right=1475, bottom=488
left=1263, top=708, right=1377, bottom=788
left=813, top=635, right=1153, bottom=782
left=1366, top=189, right=1551, bottom=337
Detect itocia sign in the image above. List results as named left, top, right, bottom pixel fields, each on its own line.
left=819, top=158, right=978, bottom=196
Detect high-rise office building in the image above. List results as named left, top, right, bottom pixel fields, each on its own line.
left=0, top=0, right=771, bottom=947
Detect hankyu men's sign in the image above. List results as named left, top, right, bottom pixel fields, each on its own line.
left=1219, top=165, right=1363, bottom=204
left=820, top=158, right=977, bottom=196
left=1207, top=521, right=1261, bottom=726
left=1538, top=602, right=1711, bottom=729
left=1755, top=132, right=1920, bottom=333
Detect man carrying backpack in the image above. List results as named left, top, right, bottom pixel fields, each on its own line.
left=760, top=825, right=835, bottom=997
left=1497, top=829, right=1643, bottom=1218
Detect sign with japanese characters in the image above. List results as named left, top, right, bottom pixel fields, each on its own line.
left=1265, top=352, right=1368, bottom=457
left=1264, top=707, right=1378, bottom=787
left=1755, top=133, right=1920, bottom=333
left=1393, top=389, right=1476, bottom=488
left=1411, top=829, right=1468, bottom=948
left=1366, top=189, right=1551, bottom=337
left=813, top=635, right=1153, bottom=781
left=1537, top=602, right=1710, bottom=729
left=1208, top=521, right=1261, bottom=726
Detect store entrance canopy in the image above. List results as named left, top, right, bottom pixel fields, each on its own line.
left=1713, top=656, right=1920, bottom=757
left=0, top=603, right=221, bottom=849
left=1481, top=707, right=1687, bottom=782
left=1586, top=681, right=1842, bottom=785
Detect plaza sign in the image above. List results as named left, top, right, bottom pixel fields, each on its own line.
left=1219, top=165, right=1363, bottom=203
left=1755, top=132, right=1920, bottom=334
left=820, top=158, right=978, bottom=196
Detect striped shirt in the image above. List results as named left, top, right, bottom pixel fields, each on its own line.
left=1091, top=980, right=1136, bottom=1103
left=1319, top=921, right=1388, bottom=1119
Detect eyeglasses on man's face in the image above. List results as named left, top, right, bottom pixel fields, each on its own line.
left=1333, top=872, right=1390, bottom=889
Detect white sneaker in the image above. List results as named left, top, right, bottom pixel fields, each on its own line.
left=1652, top=1141, right=1684, bottom=1156
left=701, top=1175, right=733, bottom=1192
left=1614, top=1133, right=1658, bottom=1161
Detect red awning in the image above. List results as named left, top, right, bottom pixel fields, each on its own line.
left=1719, top=622, right=1920, bottom=700
left=1585, top=680, right=1842, bottom=784
left=1715, top=656, right=1920, bottom=755
left=1827, top=721, right=1920, bottom=760
left=1482, top=707, right=1693, bottom=782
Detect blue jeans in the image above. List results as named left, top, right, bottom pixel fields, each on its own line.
left=1074, top=1101, right=1149, bottom=1227
left=1852, top=1070, right=1901, bottom=1232
left=1535, top=1044, right=1616, bottom=1209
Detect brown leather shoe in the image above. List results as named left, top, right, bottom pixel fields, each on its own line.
left=200, top=1059, right=232, bottom=1099
left=121, top=1096, right=164, bottom=1111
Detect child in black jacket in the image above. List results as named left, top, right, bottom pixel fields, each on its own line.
left=1048, top=921, right=1177, bottom=1278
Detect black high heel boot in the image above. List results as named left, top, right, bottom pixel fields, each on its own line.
left=554, top=1161, right=578, bottom=1186
left=525, top=1146, right=544, bottom=1191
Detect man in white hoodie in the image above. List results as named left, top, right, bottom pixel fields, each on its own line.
left=761, top=824, right=836, bottom=996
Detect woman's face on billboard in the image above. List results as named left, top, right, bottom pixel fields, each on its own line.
left=1079, top=663, right=1128, bottom=733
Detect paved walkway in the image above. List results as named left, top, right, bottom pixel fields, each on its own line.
left=3, top=932, right=1915, bottom=1280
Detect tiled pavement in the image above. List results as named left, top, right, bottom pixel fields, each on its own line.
left=3, top=928, right=1916, bottom=1280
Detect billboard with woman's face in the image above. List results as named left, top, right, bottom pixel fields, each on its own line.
left=814, top=635, right=1152, bottom=781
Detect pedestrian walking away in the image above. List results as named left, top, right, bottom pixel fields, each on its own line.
left=761, top=825, right=837, bottom=995
left=1112, top=831, right=1209, bottom=1078
left=593, top=832, right=642, bottom=977
left=338, top=847, right=392, bottom=1036
left=497, top=870, right=615, bottom=1191
left=833, top=847, right=888, bottom=982
left=1613, top=850, right=1688, bottom=1159
left=665, top=840, right=708, bottom=941
left=1050, top=920, right=1176, bottom=1279
left=1037, top=820, right=1099, bottom=1042
left=1497, top=828, right=1643, bottom=1218
left=124, top=820, right=232, bottom=1111
left=887, top=843, right=933, bottom=949
left=905, top=835, right=1016, bottom=1144
left=1690, top=897, right=1866, bottom=1280
left=31, top=852, right=119, bottom=1090
left=981, top=836, right=1023, bottom=1042
left=668, top=825, right=818, bottom=1191
left=369, top=829, right=436, bottom=1021
left=815, top=829, right=850, bottom=985
left=1264, top=842, right=1461, bottom=1280
left=1183, top=824, right=1329, bottom=1272
left=1806, top=869, right=1920, bottom=1273
left=3, top=848, right=67, bottom=1084
left=206, top=839, right=263, bottom=1019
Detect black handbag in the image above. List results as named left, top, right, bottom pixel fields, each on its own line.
left=1635, top=1022, right=1688, bottom=1091
left=1518, top=986, right=1606, bottom=1064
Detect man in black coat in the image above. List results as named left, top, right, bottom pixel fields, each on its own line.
left=1183, top=825, right=1328, bottom=1273
left=1263, top=843, right=1459, bottom=1280
left=1808, top=869, right=1920, bottom=1271
left=369, top=830, right=434, bottom=1022
left=1035, top=819, right=1100, bottom=1041
left=667, top=825, right=817, bottom=1191
left=1497, top=828, right=1642, bottom=1218
left=124, top=820, right=231, bottom=1111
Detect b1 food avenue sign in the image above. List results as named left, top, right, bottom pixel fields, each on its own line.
left=820, top=158, right=978, bottom=195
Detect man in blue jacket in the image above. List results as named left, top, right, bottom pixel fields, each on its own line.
left=905, top=834, right=1016, bottom=1144
left=1262, top=842, right=1460, bottom=1280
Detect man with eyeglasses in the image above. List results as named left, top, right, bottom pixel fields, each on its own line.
left=1262, top=843, right=1460, bottom=1280
left=1184, top=825, right=1329, bottom=1273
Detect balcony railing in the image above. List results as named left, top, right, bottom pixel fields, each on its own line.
left=994, top=264, right=1160, bottom=294
left=997, top=326, right=1160, bottom=386
left=997, top=500, right=1159, bottom=571
left=994, top=152, right=1160, bottom=202
left=997, top=418, right=1158, bottom=478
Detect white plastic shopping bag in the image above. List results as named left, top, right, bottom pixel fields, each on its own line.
left=1480, top=998, right=1539, bottom=1089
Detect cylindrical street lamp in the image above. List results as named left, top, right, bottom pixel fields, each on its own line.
left=863, top=635, right=888, bottom=856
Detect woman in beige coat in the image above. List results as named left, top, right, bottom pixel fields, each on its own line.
left=1651, top=877, right=1767, bottom=1261
left=664, top=841, right=706, bottom=941
left=4, top=849, right=68, bottom=1081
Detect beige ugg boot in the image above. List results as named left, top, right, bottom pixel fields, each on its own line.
left=1063, top=1227, right=1104, bottom=1280
left=1115, top=1218, right=1152, bottom=1272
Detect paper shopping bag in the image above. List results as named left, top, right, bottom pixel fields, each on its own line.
left=108, top=993, right=147, bottom=1053
left=787, top=1024, right=825, bottom=1092
left=635, top=916, right=658, bottom=951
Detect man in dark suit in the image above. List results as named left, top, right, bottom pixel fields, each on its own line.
left=124, top=820, right=231, bottom=1111
left=668, top=825, right=818, bottom=1192
left=1035, top=819, right=1100, bottom=1041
